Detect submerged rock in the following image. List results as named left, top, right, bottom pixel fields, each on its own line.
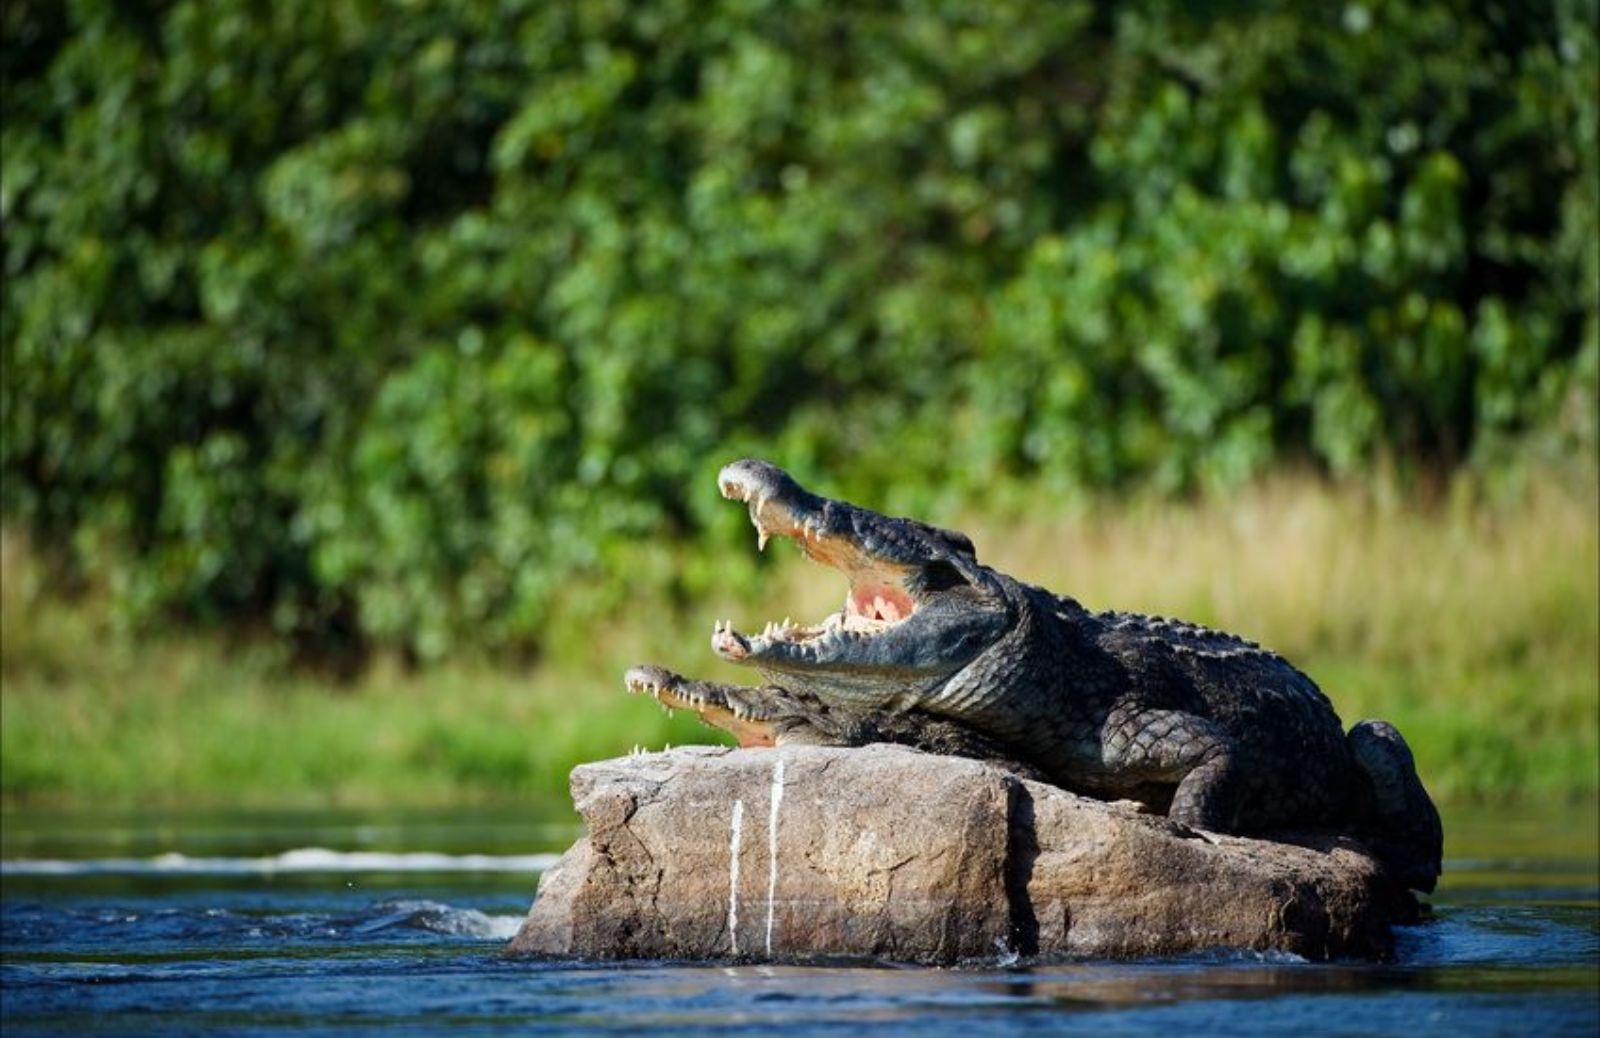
left=508, top=745, right=1416, bottom=964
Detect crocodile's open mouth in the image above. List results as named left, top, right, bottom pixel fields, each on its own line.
left=712, top=464, right=919, bottom=663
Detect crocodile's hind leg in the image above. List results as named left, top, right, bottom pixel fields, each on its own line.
left=1348, top=719, right=1443, bottom=892
left=1101, top=708, right=1247, bottom=832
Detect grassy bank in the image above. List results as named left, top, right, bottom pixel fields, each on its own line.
left=2, top=470, right=1596, bottom=808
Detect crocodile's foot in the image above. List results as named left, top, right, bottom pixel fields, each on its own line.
left=625, top=665, right=778, bottom=748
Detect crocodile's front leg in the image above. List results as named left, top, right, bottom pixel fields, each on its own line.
left=1099, top=707, right=1246, bottom=832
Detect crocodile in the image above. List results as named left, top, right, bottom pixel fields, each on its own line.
left=627, top=459, right=1443, bottom=892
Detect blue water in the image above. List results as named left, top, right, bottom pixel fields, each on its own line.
left=2, top=805, right=1596, bottom=1036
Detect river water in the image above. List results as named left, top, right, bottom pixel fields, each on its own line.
left=1, top=801, right=1595, bottom=1036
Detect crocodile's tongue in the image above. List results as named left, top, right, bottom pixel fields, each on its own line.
left=850, top=584, right=912, bottom=623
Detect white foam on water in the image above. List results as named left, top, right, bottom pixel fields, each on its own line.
left=360, top=898, right=527, bottom=940
left=0, top=849, right=562, bottom=877
left=469, top=912, right=526, bottom=941
left=764, top=754, right=785, bottom=957
left=728, top=799, right=745, bottom=955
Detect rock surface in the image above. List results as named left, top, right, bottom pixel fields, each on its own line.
left=508, top=745, right=1415, bottom=964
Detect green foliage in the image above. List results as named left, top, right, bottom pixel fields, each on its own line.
left=3, top=1, right=1596, bottom=658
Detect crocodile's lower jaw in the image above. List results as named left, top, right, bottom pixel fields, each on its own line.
left=728, top=720, right=776, bottom=748
left=628, top=673, right=777, bottom=748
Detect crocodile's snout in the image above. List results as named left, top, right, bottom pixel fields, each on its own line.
left=718, top=459, right=829, bottom=552
left=718, top=458, right=795, bottom=502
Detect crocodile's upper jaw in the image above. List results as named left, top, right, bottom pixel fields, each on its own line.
left=714, top=460, right=922, bottom=662
left=706, top=460, right=1013, bottom=715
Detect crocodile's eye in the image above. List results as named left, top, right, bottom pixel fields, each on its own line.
left=916, top=560, right=967, bottom=593
left=941, top=531, right=977, bottom=559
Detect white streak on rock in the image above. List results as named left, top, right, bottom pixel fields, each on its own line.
left=728, top=799, right=745, bottom=955
left=765, top=755, right=786, bottom=957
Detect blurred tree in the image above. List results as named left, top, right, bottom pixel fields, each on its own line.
left=2, top=0, right=1595, bottom=660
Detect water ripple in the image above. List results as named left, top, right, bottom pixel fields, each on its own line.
left=0, top=848, right=559, bottom=877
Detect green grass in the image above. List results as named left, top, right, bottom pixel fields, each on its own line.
left=0, top=587, right=713, bottom=808
left=2, top=469, right=1596, bottom=807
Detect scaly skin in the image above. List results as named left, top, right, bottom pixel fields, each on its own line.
left=629, top=460, right=1443, bottom=892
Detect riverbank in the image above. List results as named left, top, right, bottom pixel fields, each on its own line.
left=2, top=470, right=1595, bottom=808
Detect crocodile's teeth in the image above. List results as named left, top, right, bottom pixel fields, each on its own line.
left=748, top=498, right=771, bottom=550
left=712, top=624, right=752, bottom=660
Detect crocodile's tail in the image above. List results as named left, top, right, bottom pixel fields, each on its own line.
left=1347, top=720, right=1443, bottom=892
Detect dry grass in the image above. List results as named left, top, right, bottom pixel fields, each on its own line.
left=2, top=469, right=1595, bottom=806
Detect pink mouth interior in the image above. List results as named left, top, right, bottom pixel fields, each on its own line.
left=848, top=584, right=915, bottom=623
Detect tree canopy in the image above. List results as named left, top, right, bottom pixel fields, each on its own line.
left=3, top=0, right=1595, bottom=659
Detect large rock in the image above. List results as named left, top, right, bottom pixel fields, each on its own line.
left=508, top=745, right=1415, bottom=964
